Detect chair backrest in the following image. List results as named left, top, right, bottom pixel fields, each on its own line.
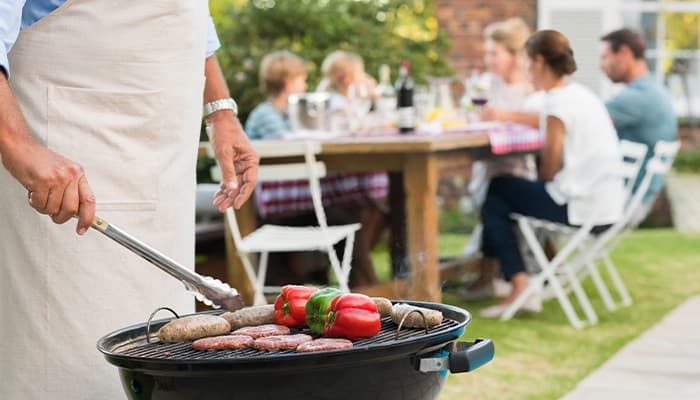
left=618, top=140, right=649, bottom=204
left=624, top=140, right=680, bottom=227
left=202, top=140, right=330, bottom=249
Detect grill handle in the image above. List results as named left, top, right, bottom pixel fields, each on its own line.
left=417, top=339, right=494, bottom=374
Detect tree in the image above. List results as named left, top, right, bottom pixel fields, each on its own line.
left=210, top=0, right=452, bottom=120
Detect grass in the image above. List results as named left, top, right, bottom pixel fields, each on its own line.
left=371, top=229, right=700, bottom=400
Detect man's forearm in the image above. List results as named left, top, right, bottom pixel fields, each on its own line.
left=503, top=111, right=540, bottom=128
left=0, top=74, right=34, bottom=161
left=204, top=55, right=231, bottom=106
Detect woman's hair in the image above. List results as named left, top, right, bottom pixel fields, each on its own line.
left=259, top=50, right=307, bottom=97
left=525, top=30, right=577, bottom=77
left=320, top=50, right=364, bottom=92
left=484, top=17, right=532, bottom=54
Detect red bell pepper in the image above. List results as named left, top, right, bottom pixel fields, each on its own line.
left=273, top=285, right=319, bottom=327
left=324, top=293, right=381, bottom=339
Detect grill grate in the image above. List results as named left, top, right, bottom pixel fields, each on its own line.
left=115, top=317, right=460, bottom=361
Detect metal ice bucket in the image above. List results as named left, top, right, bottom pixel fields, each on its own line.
left=288, top=92, right=332, bottom=131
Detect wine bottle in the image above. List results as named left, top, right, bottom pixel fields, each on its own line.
left=376, top=64, right=397, bottom=127
left=395, top=60, right=415, bottom=134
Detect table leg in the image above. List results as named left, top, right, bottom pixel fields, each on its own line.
left=389, top=172, right=407, bottom=277
left=404, top=153, right=441, bottom=302
left=224, top=200, right=257, bottom=305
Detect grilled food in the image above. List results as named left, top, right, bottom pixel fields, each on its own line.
left=220, top=305, right=275, bottom=329
left=158, top=315, right=231, bottom=343
left=391, top=303, right=443, bottom=329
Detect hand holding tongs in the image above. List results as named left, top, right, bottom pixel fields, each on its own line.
left=87, top=215, right=244, bottom=311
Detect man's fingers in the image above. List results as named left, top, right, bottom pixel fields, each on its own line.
left=45, top=186, right=68, bottom=216
left=29, top=189, right=50, bottom=211
left=233, top=182, right=254, bottom=209
left=217, top=151, right=240, bottom=194
left=76, top=176, right=96, bottom=235
left=52, top=180, right=79, bottom=224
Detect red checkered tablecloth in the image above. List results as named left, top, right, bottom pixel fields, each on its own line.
left=483, top=123, right=543, bottom=155
left=255, top=172, right=388, bottom=219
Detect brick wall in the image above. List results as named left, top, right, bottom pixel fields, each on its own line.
left=436, top=0, right=538, bottom=76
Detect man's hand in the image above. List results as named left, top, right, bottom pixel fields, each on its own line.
left=2, top=138, right=96, bottom=234
left=0, top=76, right=95, bottom=234
left=206, top=111, right=259, bottom=211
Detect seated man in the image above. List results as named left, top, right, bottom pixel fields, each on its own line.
left=600, top=28, right=678, bottom=203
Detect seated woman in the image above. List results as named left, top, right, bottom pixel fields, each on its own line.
left=478, top=30, right=625, bottom=318
left=459, top=17, right=541, bottom=301
left=244, top=50, right=379, bottom=288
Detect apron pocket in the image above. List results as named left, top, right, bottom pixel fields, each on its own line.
left=47, top=85, right=164, bottom=211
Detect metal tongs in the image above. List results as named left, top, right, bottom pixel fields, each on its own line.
left=88, top=215, right=244, bottom=311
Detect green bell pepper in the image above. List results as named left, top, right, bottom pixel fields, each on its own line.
left=305, top=287, right=342, bottom=334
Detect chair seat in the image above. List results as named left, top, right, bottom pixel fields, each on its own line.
left=511, top=213, right=578, bottom=234
left=239, top=223, right=362, bottom=253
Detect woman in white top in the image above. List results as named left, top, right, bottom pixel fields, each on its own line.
left=459, top=17, right=540, bottom=300
left=479, top=30, right=625, bottom=318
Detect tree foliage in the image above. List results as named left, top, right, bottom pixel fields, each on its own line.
left=210, top=0, right=452, bottom=120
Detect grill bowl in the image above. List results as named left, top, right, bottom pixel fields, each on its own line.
left=98, top=301, right=486, bottom=400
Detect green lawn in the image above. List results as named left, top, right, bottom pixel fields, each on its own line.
left=374, top=229, right=700, bottom=400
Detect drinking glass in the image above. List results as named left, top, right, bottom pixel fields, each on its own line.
left=347, top=82, right=373, bottom=132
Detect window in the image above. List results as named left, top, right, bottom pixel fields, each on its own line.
left=540, top=0, right=700, bottom=119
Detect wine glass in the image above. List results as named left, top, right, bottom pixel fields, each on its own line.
left=347, top=81, right=373, bottom=133
left=467, top=75, right=490, bottom=123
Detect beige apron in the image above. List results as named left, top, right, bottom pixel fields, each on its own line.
left=0, top=1, right=207, bottom=398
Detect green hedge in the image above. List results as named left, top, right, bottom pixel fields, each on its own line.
left=673, top=150, right=700, bottom=173
left=210, top=0, right=452, bottom=122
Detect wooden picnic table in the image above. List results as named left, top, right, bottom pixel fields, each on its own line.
left=225, top=131, right=492, bottom=304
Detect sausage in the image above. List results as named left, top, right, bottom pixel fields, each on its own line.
left=253, top=334, right=313, bottom=351
left=158, top=315, right=231, bottom=343
left=191, top=335, right=253, bottom=351
left=233, top=324, right=290, bottom=339
left=390, top=303, right=443, bottom=329
left=220, top=305, right=275, bottom=329
left=371, top=297, right=393, bottom=317
left=296, top=338, right=353, bottom=353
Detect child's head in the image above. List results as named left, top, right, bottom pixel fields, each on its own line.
left=259, top=50, right=308, bottom=98
left=320, top=50, right=364, bottom=93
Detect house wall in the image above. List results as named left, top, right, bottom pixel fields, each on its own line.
left=435, top=0, right=538, bottom=76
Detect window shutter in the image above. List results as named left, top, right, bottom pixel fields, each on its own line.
left=546, top=9, right=605, bottom=94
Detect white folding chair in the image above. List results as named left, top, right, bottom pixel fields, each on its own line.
left=505, top=143, right=644, bottom=328
left=558, top=140, right=649, bottom=312
left=571, top=140, right=680, bottom=309
left=207, top=140, right=360, bottom=305
left=507, top=141, right=679, bottom=328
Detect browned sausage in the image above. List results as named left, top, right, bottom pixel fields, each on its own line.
left=391, top=303, right=443, bottom=328
left=253, top=334, right=313, bottom=351
left=220, top=305, right=275, bottom=329
left=233, top=324, right=290, bottom=339
left=158, top=315, right=231, bottom=343
left=372, top=297, right=393, bottom=317
left=191, top=335, right=253, bottom=351
left=296, top=338, right=353, bottom=353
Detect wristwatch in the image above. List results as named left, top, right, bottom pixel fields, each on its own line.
left=203, top=98, right=238, bottom=118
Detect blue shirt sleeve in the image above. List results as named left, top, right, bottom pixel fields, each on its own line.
left=205, top=13, right=220, bottom=57
left=605, top=88, right=644, bottom=131
left=0, top=0, right=27, bottom=77
left=245, top=102, right=291, bottom=140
